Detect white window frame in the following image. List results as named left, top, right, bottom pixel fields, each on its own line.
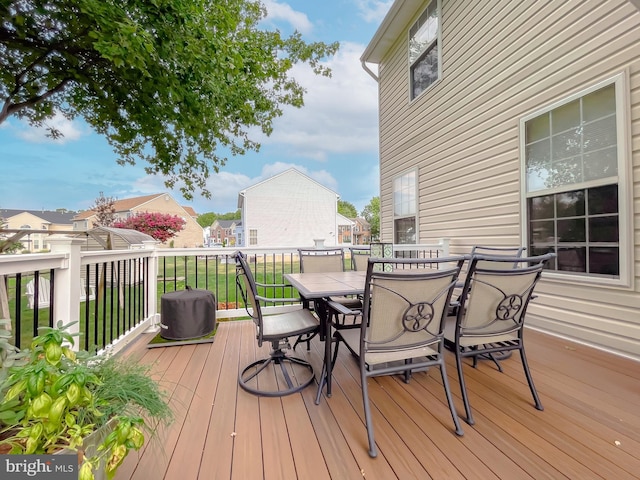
left=249, top=229, right=258, bottom=246
left=408, top=0, right=442, bottom=102
left=393, top=169, right=418, bottom=244
left=519, top=72, right=633, bottom=288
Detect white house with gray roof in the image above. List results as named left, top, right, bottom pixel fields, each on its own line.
left=237, top=168, right=341, bottom=248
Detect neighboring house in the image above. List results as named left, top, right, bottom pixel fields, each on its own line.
left=351, top=217, right=371, bottom=245
left=210, top=219, right=240, bottom=246
left=0, top=209, right=76, bottom=252
left=362, top=0, right=640, bottom=360
left=237, top=168, right=340, bottom=247
left=73, top=193, right=203, bottom=247
left=336, top=214, right=355, bottom=245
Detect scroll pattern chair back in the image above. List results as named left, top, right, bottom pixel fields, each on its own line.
left=332, top=256, right=466, bottom=458
left=448, top=253, right=555, bottom=425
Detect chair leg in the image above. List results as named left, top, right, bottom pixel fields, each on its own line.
left=519, top=347, right=544, bottom=411
left=455, top=351, right=475, bottom=425
left=439, top=362, right=464, bottom=436
left=361, top=370, right=377, bottom=458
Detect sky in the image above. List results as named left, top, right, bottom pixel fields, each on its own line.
left=0, top=0, right=393, bottom=216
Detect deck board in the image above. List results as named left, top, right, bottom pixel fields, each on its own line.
left=114, top=320, right=640, bottom=480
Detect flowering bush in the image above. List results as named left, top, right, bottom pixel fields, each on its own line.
left=113, top=212, right=185, bottom=243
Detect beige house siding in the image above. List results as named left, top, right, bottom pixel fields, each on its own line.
left=370, top=0, right=640, bottom=359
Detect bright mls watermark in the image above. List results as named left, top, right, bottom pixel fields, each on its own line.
left=1, top=455, right=77, bottom=479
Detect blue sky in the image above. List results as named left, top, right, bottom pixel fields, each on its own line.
left=0, top=0, right=392, bottom=215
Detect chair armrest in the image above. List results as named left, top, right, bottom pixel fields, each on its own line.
left=255, top=281, right=293, bottom=289
left=255, top=295, right=302, bottom=304
left=327, top=300, right=362, bottom=317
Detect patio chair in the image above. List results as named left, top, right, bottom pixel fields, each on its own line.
left=444, top=253, right=555, bottom=425
left=297, top=247, right=363, bottom=334
left=234, top=251, right=319, bottom=397
left=330, top=256, right=466, bottom=457
left=25, top=277, right=96, bottom=309
left=349, top=247, right=370, bottom=271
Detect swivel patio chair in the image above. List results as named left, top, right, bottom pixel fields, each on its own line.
left=330, top=256, right=466, bottom=457
left=444, top=253, right=555, bottom=425
left=234, top=251, right=319, bottom=397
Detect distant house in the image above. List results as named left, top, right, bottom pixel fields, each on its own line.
left=237, top=168, right=340, bottom=247
left=362, top=0, right=640, bottom=359
left=351, top=217, right=371, bottom=245
left=72, top=193, right=204, bottom=247
left=0, top=209, right=76, bottom=252
left=210, top=219, right=241, bottom=247
left=336, top=214, right=355, bottom=245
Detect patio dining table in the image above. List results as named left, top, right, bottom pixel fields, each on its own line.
left=284, top=270, right=367, bottom=404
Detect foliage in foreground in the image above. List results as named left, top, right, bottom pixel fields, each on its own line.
left=0, top=322, right=172, bottom=480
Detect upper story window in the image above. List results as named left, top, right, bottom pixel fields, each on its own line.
left=522, top=75, right=630, bottom=285
left=393, top=170, right=417, bottom=244
left=409, top=0, right=440, bottom=100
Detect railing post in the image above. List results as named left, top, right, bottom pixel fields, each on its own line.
left=441, top=238, right=450, bottom=257
left=143, top=241, right=160, bottom=332
left=48, top=237, right=84, bottom=349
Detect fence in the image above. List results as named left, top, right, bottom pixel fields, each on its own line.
left=0, top=239, right=449, bottom=353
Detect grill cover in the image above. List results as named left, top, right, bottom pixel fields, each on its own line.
left=160, top=287, right=216, bottom=340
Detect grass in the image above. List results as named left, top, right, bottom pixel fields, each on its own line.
left=4, top=254, right=305, bottom=350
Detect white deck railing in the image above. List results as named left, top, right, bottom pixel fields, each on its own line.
left=0, top=239, right=450, bottom=354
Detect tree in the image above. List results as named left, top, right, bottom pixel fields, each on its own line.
left=197, top=212, right=217, bottom=229
left=0, top=0, right=339, bottom=199
left=197, top=209, right=241, bottom=228
left=338, top=200, right=357, bottom=218
left=91, top=192, right=116, bottom=227
left=113, top=212, right=185, bottom=243
left=361, top=196, right=380, bottom=241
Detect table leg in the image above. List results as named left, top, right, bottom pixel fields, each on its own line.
left=314, top=298, right=333, bottom=404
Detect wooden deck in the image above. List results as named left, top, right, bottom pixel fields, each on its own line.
left=115, top=320, right=640, bottom=480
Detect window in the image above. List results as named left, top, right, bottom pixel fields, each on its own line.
left=522, top=76, right=629, bottom=282
left=249, top=229, right=258, bottom=246
left=393, top=170, right=417, bottom=244
left=409, top=0, right=440, bottom=100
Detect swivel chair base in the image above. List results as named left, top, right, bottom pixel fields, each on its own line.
left=239, top=347, right=315, bottom=397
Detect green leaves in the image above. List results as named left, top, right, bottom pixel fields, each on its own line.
left=0, top=0, right=339, bottom=199
left=0, top=321, right=172, bottom=479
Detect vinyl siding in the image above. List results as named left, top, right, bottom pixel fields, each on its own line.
left=242, top=169, right=338, bottom=247
left=374, top=0, right=640, bottom=359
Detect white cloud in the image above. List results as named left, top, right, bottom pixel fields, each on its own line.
left=15, top=112, right=84, bottom=144
left=355, top=0, right=394, bottom=23
left=262, top=0, right=313, bottom=35
left=260, top=41, right=379, bottom=161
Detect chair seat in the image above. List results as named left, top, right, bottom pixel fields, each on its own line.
left=262, top=308, right=319, bottom=339
left=329, top=295, right=362, bottom=309
left=339, top=328, right=440, bottom=366
left=443, top=316, right=518, bottom=347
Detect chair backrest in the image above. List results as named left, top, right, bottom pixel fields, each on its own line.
left=25, top=277, right=51, bottom=309
left=470, top=245, right=526, bottom=270
left=456, top=253, right=555, bottom=340
left=361, top=257, right=465, bottom=355
left=234, top=252, right=265, bottom=343
left=298, top=248, right=345, bottom=273
left=349, top=247, right=370, bottom=271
